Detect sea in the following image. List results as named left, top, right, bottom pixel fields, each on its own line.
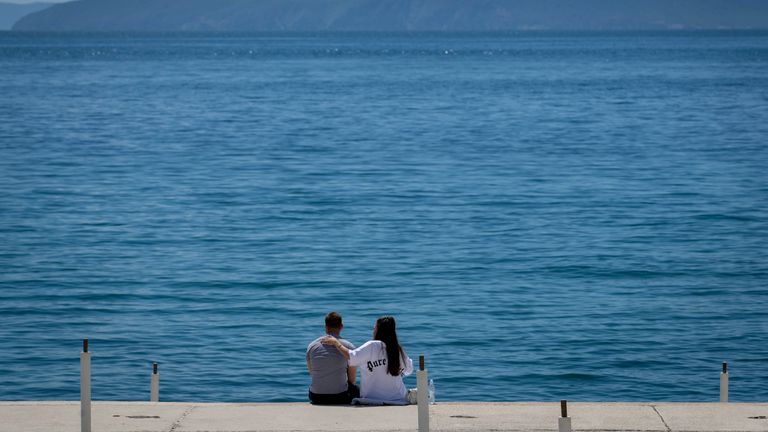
left=1, top=31, right=767, bottom=403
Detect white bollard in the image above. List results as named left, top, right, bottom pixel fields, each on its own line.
left=558, top=400, right=572, bottom=432
left=417, top=355, right=429, bottom=432
left=720, top=362, right=729, bottom=403
left=150, top=362, right=160, bottom=402
left=80, top=339, right=91, bottom=432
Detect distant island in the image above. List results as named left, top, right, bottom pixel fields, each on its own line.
left=0, top=2, right=51, bottom=30
left=12, top=0, right=768, bottom=32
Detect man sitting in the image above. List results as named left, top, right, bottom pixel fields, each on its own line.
left=306, top=312, right=359, bottom=404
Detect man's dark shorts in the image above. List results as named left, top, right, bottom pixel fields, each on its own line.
left=308, top=383, right=360, bottom=405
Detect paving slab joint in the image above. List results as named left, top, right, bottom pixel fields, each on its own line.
left=650, top=405, right=672, bottom=432
left=167, top=405, right=196, bottom=432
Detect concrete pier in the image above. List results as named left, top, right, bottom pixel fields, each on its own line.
left=0, top=401, right=766, bottom=432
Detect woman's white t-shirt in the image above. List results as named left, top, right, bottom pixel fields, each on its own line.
left=348, top=340, right=414, bottom=403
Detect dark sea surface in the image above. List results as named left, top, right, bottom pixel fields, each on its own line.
left=1, top=31, right=767, bottom=403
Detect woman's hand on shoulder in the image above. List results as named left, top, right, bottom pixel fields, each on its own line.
left=321, top=336, right=351, bottom=359
left=320, top=336, right=340, bottom=348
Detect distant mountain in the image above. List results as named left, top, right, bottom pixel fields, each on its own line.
left=12, top=0, right=768, bottom=32
left=0, top=2, right=52, bottom=30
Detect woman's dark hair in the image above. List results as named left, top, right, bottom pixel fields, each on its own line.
left=374, top=316, right=403, bottom=376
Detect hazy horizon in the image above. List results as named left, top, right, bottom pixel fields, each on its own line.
left=1, top=0, right=68, bottom=3
left=11, top=0, right=768, bottom=32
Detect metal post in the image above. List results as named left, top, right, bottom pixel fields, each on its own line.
left=150, top=362, right=160, bottom=402
left=720, top=362, right=729, bottom=403
left=80, top=339, right=91, bottom=432
left=417, top=355, right=429, bottom=432
left=558, top=400, right=572, bottom=432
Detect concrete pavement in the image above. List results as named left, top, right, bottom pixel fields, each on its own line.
left=0, top=402, right=766, bottom=432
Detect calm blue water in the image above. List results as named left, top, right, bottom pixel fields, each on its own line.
left=1, top=31, right=767, bottom=403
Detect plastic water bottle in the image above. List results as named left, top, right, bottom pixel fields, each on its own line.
left=428, top=378, right=435, bottom=404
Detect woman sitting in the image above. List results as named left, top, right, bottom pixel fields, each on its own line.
left=321, top=316, right=413, bottom=405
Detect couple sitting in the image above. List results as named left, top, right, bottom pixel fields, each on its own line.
left=306, top=312, right=414, bottom=405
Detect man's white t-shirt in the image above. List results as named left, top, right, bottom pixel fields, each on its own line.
left=348, top=340, right=414, bottom=403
